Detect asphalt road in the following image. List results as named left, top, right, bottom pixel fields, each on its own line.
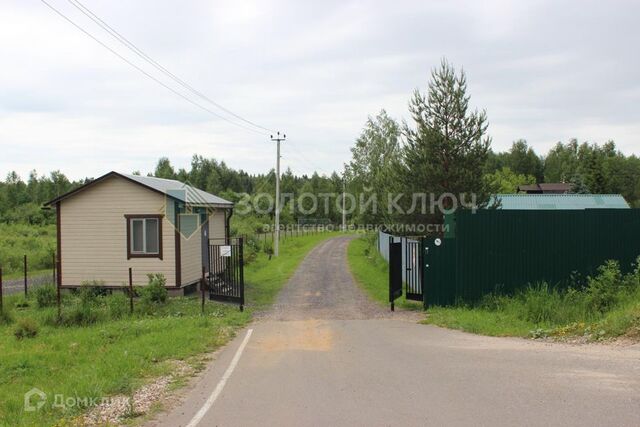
left=151, top=236, right=640, bottom=427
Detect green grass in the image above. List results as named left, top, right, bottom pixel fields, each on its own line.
left=0, top=223, right=56, bottom=277
left=245, top=232, right=340, bottom=309
left=426, top=299, right=640, bottom=339
left=346, top=234, right=422, bottom=310
left=425, top=307, right=543, bottom=337
left=0, top=231, right=337, bottom=426
left=0, top=292, right=249, bottom=426
left=424, top=261, right=640, bottom=340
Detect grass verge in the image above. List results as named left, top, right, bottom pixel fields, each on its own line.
left=346, top=234, right=421, bottom=310
left=0, top=293, right=249, bottom=426
left=425, top=260, right=640, bottom=340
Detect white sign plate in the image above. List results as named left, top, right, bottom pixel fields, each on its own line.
left=220, top=245, right=232, bottom=257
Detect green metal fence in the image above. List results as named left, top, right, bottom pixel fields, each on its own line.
left=422, top=209, right=640, bottom=307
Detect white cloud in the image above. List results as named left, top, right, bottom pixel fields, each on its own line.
left=1, top=0, right=639, bottom=181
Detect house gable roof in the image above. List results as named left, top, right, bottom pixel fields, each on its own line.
left=44, top=171, right=233, bottom=208
left=491, top=194, right=630, bottom=210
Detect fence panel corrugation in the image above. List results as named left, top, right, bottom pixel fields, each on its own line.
left=423, top=209, right=640, bottom=307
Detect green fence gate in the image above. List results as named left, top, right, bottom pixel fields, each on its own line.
left=422, top=209, right=640, bottom=307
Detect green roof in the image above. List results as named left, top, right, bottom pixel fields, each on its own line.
left=491, top=194, right=630, bottom=210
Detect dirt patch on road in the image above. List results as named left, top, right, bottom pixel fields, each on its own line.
left=256, top=319, right=334, bottom=352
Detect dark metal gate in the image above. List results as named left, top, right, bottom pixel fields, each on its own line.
left=387, top=236, right=424, bottom=310
left=404, top=239, right=423, bottom=301
left=208, top=237, right=245, bottom=310
left=388, top=240, right=402, bottom=311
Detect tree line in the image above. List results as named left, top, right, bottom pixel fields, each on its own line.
left=0, top=157, right=346, bottom=226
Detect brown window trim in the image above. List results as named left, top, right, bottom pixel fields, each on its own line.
left=125, top=214, right=164, bottom=260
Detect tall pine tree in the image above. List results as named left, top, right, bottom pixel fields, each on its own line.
left=399, top=59, right=492, bottom=225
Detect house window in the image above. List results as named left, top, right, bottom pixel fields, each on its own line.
left=125, top=215, right=163, bottom=259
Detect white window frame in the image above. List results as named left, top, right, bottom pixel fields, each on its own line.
left=128, top=216, right=161, bottom=257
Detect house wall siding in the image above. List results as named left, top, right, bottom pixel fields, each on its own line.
left=209, top=209, right=226, bottom=242
left=60, top=175, right=176, bottom=287
left=180, top=227, right=202, bottom=285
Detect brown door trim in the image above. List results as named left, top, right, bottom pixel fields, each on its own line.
left=56, top=201, right=62, bottom=287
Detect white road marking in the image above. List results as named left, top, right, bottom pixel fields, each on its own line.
left=185, top=328, right=254, bottom=427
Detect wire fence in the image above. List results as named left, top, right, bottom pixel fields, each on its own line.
left=0, top=253, right=56, bottom=299
left=253, top=224, right=337, bottom=244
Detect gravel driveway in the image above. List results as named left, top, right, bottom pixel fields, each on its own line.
left=264, top=235, right=406, bottom=320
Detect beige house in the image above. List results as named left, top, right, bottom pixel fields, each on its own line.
left=45, top=171, right=233, bottom=294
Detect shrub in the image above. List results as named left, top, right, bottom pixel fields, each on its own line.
left=106, top=293, right=129, bottom=319
left=14, top=318, right=39, bottom=339
left=0, top=309, right=14, bottom=325
left=362, top=233, right=378, bottom=253
left=35, top=285, right=57, bottom=308
left=141, top=273, right=168, bottom=304
left=478, top=292, right=507, bottom=312
left=58, top=304, right=99, bottom=327
left=243, top=238, right=259, bottom=264
left=627, top=256, right=640, bottom=289
left=263, top=239, right=274, bottom=255
left=78, top=280, right=107, bottom=305
left=518, top=283, right=564, bottom=324
left=586, top=260, right=624, bottom=313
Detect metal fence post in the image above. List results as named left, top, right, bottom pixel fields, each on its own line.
left=389, top=236, right=394, bottom=312
left=23, top=255, right=27, bottom=297
left=52, top=252, right=56, bottom=285
left=56, top=258, right=61, bottom=320
left=201, top=266, right=206, bottom=314
left=0, top=267, right=3, bottom=314
left=128, top=267, right=134, bottom=314
left=239, top=237, right=244, bottom=312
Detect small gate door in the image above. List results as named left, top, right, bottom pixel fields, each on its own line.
left=405, top=239, right=423, bottom=301
left=388, top=240, right=402, bottom=311
left=208, top=237, right=245, bottom=310
left=201, top=219, right=210, bottom=274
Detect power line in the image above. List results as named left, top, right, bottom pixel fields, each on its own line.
left=39, top=0, right=269, bottom=136
left=66, top=0, right=275, bottom=134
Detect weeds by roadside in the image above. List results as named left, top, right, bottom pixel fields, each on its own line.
left=426, top=257, right=640, bottom=340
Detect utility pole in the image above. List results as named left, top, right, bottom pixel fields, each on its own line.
left=342, top=177, right=346, bottom=232
left=271, top=132, right=286, bottom=256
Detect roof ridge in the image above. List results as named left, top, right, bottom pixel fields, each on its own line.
left=121, top=173, right=182, bottom=184
left=46, top=171, right=232, bottom=207
left=497, top=193, right=623, bottom=196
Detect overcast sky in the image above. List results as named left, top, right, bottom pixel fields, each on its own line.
left=2, top=0, right=639, bottom=181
